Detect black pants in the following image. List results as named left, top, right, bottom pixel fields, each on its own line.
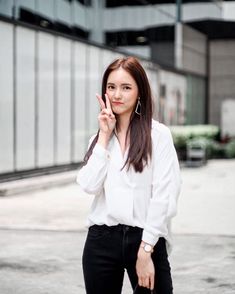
left=82, top=224, right=173, bottom=294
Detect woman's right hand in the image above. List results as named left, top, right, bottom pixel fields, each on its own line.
left=96, top=93, right=116, bottom=137
left=96, top=93, right=116, bottom=149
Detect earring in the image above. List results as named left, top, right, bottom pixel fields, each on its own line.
left=135, top=97, right=141, bottom=115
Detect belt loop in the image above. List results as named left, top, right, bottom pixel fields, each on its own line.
left=124, top=225, right=129, bottom=232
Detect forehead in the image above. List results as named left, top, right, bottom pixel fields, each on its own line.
left=107, top=67, right=136, bottom=85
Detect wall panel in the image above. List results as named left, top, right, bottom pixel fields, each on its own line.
left=87, top=46, right=102, bottom=137
left=37, top=31, right=55, bottom=167
left=15, top=26, right=36, bottom=170
left=73, top=42, right=88, bottom=161
left=0, top=22, right=14, bottom=173
left=55, top=37, right=72, bottom=164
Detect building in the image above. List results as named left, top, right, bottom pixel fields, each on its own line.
left=0, top=0, right=235, bottom=179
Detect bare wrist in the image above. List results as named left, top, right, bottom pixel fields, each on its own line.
left=137, top=249, right=152, bottom=260
left=97, top=131, right=111, bottom=148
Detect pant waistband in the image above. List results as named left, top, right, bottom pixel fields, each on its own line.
left=91, top=224, right=143, bottom=233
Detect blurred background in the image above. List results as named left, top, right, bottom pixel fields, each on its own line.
left=0, top=1, right=235, bottom=294
left=0, top=0, right=235, bottom=179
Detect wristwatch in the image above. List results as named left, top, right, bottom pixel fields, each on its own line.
left=141, top=243, right=153, bottom=253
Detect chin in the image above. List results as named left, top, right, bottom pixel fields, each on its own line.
left=112, top=108, right=123, bottom=115
left=113, top=110, right=132, bottom=117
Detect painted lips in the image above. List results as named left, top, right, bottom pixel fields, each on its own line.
left=112, top=102, right=123, bottom=106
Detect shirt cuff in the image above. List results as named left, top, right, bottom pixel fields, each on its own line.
left=93, top=143, right=110, bottom=160
left=142, top=230, right=159, bottom=247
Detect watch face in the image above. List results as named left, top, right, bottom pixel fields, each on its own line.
left=144, top=244, right=152, bottom=252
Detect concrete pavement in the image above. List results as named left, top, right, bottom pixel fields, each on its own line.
left=0, top=159, right=235, bottom=294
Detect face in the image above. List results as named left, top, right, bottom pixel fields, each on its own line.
left=106, top=67, right=139, bottom=117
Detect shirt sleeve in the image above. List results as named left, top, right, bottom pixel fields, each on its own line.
left=76, top=136, right=110, bottom=195
left=142, top=126, right=181, bottom=246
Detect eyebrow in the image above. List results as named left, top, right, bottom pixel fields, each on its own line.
left=107, top=82, right=132, bottom=86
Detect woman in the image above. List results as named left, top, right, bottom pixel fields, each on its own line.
left=77, top=56, right=181, bottom=294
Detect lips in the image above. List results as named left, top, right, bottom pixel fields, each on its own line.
left=112, top=102, right=123, bottom=106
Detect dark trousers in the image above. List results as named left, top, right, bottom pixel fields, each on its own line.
left=82, top=224, right=173, bottom=294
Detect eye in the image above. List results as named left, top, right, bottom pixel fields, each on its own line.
left=123, top=86, right=131, bottom=90
left=107, top=85, right=115, bottom=90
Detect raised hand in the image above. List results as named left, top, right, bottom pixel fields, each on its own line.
left=96, top=93, right=116, bottom=148
left=96, top=93, right=116, bottom=136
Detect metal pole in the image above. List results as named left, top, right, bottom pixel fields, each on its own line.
left=175, top=0, right=182, bottom=68
left=176, top=0, right=182, bottom=23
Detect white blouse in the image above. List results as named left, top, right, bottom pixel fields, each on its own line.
left=76, top=119, right=181, bottom=254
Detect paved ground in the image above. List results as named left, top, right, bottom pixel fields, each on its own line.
left=0, top=159, right=235, bottom=294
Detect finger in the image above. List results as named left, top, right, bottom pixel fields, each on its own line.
left=105, top=93, right=113, bottom=112
left=101, top=109, right=114, bottom=119
left=96, top=93, right=106, bottom=110
left=150, top=274, right=155, bottom=290
left=99, top=113, right=115, bottom=122
left=144, top=277, right=150, bottom=289
left=100, top=108, right=112, bottom=119
left=98, top=114, right=110, bottom=121
left=101, top=108, right=110, bottom=115
left=138, top=278, right=143, bottom=287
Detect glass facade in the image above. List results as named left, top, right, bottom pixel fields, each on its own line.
left=0, top=19, right=139, bottom=175
left=0, top=0, right=90, bottom=39
left=0, top=0, right=212, bottom=175
left=0, top=0, right=222, bottom=51
left=158, top=70, right=187, bottom=125
left=37, top=31, right=55, bottom=167
left=0, top=22, right=14, bottom=172
left=15, top=26, right=36, bottom=170
left=186, top=75, right=206, bottom=124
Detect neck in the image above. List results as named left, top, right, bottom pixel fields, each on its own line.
left=116, top=112, right=132, bottom=134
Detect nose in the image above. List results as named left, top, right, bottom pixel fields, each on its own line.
left=113, top=88, right=122, bottom=100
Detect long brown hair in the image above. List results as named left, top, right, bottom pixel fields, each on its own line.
left=84, top=56, right=153, bottom=172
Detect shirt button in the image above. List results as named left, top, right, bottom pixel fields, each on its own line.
left=107, top=154, right=110, bottom=159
